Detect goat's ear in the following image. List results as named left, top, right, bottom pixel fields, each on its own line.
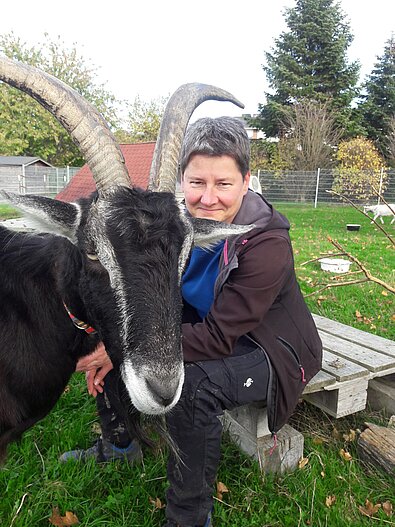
left=0, top=191, right=81, bottom=243
left=191, top=218, right=255, bottom=249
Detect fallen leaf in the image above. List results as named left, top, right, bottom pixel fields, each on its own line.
left=339, top=448, right=352, bottom=461
left=320, top=471, right=325, bottom=478
left=49, top=507, right=79, bottom=526
left=382, top=290, right=389, bottom=296
left=62, top=512, right=79, bottom=526
left=332, top=428, right=341, bottom=440
left=383, top=501, right=393, bottom=516
left=298, top=457, right=309, bottom=469
left=355, top=310, right=362, bottom=320
left=216, top=481, right=229, bottom=500
left=343, top=429, right=356, bottom=442
left=149, top=497, right=165, bottom=510
left=325, top=495, right=336, bottom=508
left=358, top=499, right=381, bottom=517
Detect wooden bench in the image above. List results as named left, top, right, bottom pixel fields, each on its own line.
left=224, top=314, right=395, bottom=473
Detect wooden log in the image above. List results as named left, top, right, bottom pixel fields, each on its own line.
left=357, top=422, right=395, bottom=474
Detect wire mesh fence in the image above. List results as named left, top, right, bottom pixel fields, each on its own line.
left=254, top=168, right=395, bottom=206
left=0, top=165, right=394, bottom=207
left=0, top=165, right=80, bottom=202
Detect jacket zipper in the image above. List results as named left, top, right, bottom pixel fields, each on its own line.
left=277, top=336, right=307, bottom=384
left=244, top=334, right=279, bottom=448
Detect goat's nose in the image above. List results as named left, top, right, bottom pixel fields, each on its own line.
left=146, top=378, right=178, bottom=407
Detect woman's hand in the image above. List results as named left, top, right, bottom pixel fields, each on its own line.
left=75, top=341, right=114, bottom=397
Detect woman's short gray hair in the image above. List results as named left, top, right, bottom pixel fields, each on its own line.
left=180, top=116, right=250, bottom=178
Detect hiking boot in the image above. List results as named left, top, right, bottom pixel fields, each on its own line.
left=59, top=437, right=143, bottom=464
left=162, top=511, right=212, bottom=527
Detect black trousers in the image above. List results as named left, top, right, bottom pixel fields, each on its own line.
left=97, top=343, right=270, bottom=527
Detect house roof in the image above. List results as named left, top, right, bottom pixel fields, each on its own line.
left=0, top=156, right=53, bottom=167
left=56, top=143, right=156, bottom=202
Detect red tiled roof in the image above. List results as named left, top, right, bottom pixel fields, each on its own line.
left=56, top=143, right=155, bottom=202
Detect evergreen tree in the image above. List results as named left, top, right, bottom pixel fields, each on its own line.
left=253, top=0, right=360, bottom=138
left=359, top=35, right=395, bottom=159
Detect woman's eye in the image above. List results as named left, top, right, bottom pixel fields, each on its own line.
left=86, top=253, right=99, bottom=261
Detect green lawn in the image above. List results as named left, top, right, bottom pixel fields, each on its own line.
left=1, top=203, right=394, bottom=526
left=278, top=204, right=394, bottom=340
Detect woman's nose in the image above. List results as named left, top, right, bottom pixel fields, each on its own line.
left=200, top=187, right=218, bottom=205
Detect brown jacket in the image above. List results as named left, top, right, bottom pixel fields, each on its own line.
left=182, top=191, right=322, bottom=432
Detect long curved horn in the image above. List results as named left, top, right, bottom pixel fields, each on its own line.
left=148, top=83, right=244, bottom=193
left=0, top=56, right=130, bottom=191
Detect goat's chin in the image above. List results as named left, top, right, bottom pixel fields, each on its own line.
left=121, top=361, right=184, bottom=416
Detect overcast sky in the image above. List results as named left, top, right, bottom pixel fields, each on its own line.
left=1, top=0, right=394, bottom=120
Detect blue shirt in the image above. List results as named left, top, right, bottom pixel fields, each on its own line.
left=182, top=241, right=225, bottom=319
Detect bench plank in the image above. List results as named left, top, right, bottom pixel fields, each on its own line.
left=304, top=378, right=368, bottom=418
left=313, top=314, right=395, bottom=358
left=319, top=332, right=395, bottom=374
left=321, top=349, right=369, bottom=382
left=303, top=370, right=336, bottom=394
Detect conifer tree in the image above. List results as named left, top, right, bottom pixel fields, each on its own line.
left=359, top=35, right=395, bottom=159
left=254, top=0, right=360, bottom=138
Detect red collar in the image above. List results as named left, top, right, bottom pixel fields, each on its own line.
left=63, top=302, right=97, bottom=335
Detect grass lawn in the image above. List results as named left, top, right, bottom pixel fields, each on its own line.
left=0, top=203, right=394, bottom=526
left=278, top=203, right=394, bottom=341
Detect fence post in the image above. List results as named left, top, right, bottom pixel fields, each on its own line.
left=314, top=168, right=321, bottom=208
left=377, top=167, right=384, bottom=204
left=21, top=163, right=26, bottom=194
left=66, top=165, right=70, bottom=183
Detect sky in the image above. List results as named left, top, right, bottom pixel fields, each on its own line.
left=1, top=0, right=394, bottom=122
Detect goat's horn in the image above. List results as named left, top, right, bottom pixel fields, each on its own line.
left=0, top=56, right=130, bottom=191
left=148, top=83, right=244, bottom=193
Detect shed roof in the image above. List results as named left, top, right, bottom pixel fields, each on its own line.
left=0, top=156, right=53, bottom=167
left=56, top=143, right=156, bottom=202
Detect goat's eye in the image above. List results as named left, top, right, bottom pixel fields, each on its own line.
left=86, top=253, right=99, bottom=261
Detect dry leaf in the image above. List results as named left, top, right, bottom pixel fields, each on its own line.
left=49, top=507, right=79, bottom=526
left=332, top=428, right=341, bottom=440
left=298, top=457, right=309, bottom=469
left=149, top=497, right=165, bottom=510
left=339, top=448, right=352, bottom=461
left=320, top=471, right=325, bottom=478
left=216, top=481, right=229, bottom=500
left=382, top=501, right=393, bottom=516
left=355, top=310, right=362, bottom=320
left=382, top=290, right=389, bottom=296
left=343, top=429, right=356, bottom=442
left=325, top=495, right=336, bottom=508
left=312, top=436, right=324, bottom=445
left=358, top=499, right=381, bottom=517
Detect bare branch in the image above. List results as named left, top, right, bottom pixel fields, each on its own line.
left=326, top=190, right=395, bottom=247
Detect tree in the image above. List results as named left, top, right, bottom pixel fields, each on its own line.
left=278, top=98, right=342, bottom=170
left=115, top=95, right=167, bottom=144
left=253, top=0, right=360, bottom=138
left=358, top=35, right=395, bottom=161
left=0, top=33, right=120, bottom=166
left=332, top=136, right=387, bottom=200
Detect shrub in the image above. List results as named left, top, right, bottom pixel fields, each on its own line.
left=332, top=136, right=387, bottom=200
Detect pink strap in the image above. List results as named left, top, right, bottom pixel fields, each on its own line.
left=224, top=239, right=229, bottom=265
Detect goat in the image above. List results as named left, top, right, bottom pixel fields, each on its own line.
left=0, top=56, right=252, bottom=462
left=363, top=203, right=395, bottom=224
